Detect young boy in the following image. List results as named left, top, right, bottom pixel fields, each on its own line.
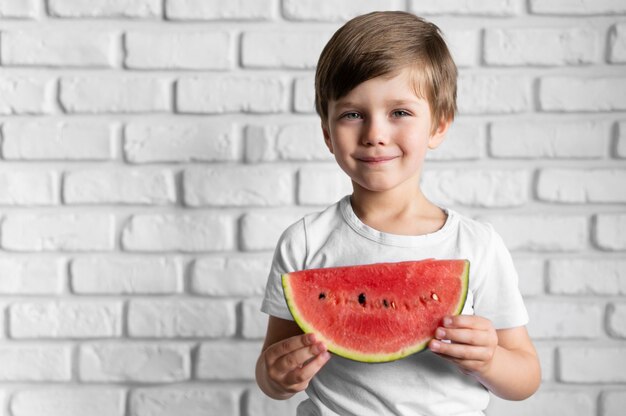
left=256, top=11, right=540, bottom=416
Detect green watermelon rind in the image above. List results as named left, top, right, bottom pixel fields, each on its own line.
left=282, top=260, right=470, bottom=363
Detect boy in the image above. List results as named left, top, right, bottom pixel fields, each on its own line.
left=256, top=11, right=540, bottom=416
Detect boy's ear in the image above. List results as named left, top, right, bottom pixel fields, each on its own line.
left=321, top=121, right=334, bottom=154
left=428, top=118, right=452, bottom=150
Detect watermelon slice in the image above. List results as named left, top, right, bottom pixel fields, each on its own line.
left=282, top=259, right=469, bottom=363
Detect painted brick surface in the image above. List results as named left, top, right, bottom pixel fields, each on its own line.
left=1, top=2, right=624, bottom=416
left=2, top=120, right=115, bottom=160
left=2, top=30, right=115, bottom=67
left=10, top=389, right=126, bottom=416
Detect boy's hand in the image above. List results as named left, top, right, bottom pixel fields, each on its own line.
left=261, top=333, right=330, bottom=396
left=428, top=315, right=498, bottom=377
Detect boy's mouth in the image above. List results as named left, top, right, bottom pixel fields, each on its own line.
left=355, top=156, right=399, bottom=164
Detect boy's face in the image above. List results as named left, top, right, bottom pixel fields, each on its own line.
left=321, top=67, right=450, bottom=195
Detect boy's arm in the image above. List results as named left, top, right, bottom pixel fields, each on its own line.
left=428, top=315, right=541, bottom=401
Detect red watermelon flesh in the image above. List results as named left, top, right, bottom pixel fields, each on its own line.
left=282, top=259, right=469, bottom=363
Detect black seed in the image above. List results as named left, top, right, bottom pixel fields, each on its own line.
left=358, top=293, right=366, bottom=306
left=319, top=293, right=326, bottom=300
left=383, top=299, right=389, bottom=308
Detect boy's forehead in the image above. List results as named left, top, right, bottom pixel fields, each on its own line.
left=331, top=70, right=428, bottom=107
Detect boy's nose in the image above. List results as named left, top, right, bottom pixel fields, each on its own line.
left=361, top=118, right=389, bottom=146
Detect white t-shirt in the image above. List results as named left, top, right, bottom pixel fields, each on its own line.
left=261, top=195, right=529, bottom=416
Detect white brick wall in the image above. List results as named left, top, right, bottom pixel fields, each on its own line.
left=0, top=1, right=624, bottom=415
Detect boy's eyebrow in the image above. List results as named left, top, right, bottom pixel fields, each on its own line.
left=332, top=98, right=423, bottom=111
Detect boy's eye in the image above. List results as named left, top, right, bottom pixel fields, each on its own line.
left=342, top=112, right=362, bottom=120
left=392, top=110, right=410, bottom=117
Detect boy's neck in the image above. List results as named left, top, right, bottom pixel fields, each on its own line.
left=350, top=185, right=447, bottom=236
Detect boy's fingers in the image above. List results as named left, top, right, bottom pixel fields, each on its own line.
left=265, top=333, right=316, bottom=365
left=435, top=327, right=493, bottom=347
left=273, top=342, right=327, bottom=374
left=284, top=350, right=331, bottom=387
left=430, top=339, right=491, bottom=362
left=443, top=315, right=492, bottom=330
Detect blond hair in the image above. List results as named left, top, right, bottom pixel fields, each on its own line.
left=315, top=11, right=457, bottom=134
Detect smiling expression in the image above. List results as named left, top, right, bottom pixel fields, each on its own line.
left=322, top=67, right=450, bottom=195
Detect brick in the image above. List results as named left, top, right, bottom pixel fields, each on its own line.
left=71, top=257, right=182, bottom=294
left=294, top=75, right=316, bottom=113
left=427, top=121, right=484, bottom=160
left=595, top=214, right=626, bottom=250
left=445, top=30, right=480, bottom=68
left=177, top=76, right=287, bottom=114
left=2, top=30, right=115, bottom=67
left=121, top=213, right=235, bottom=252
left=457, top=75, right=531, bottom=114
left=423, top=169, right=528, bottom=208
left=64, top=169, right=176, bottom=205
left=603, top=391, right=626, bottom=416
left=484, top=215, right=588, bottom=251
left=244, top=389, right=305, bottom=416
left=128, top=299, right=236, bottom=338
left=608, top=303, right=626, bottom=338
left=283, top=0, right=402, bottom=21
left=166, top=0, right=275, bottom=20
left=0, top=258, right=65, bottom=294
left=618, top=121, right=626, bottom=158
left=241, top=297, right=267, bottom=339
left=0, top=0, right=38, bottom=18
left=609, top=23, right=626, bottom=63
left=48, top=0, right=161, bottom=18
left=242, top=31, right=330, bottom=69
left=0, top=345, right=71, bottom=381
left=0, top=303, right=5, bottom=338
left=0, top=76, right=55, bottom=115
left=549, top=259, right=626, bottom=295
left=60, top=76, right=170, bottom=114
left=10, top=300, right=122, bottom=339
left=80, top=342, right=192, bottom=382
left=130, top=387, right=238, bottom=416
left=183, top=166, right=294, bottom=207
left=537, top=169, right=626, bottom=203
left=525, top=300, right=603, bottom=339
left=514, top=257, right=544, bottom=296
left=484, top=27, right=599, bottom=66
left=191, top=254, right=272, bottom=297
left=530, top=0, right=626, bottom=14
left=245, top=122, right=331, bottom=163
left=10, top=388, right=125, bottom=416
left=540, top=77, right=626, bottom=112
left=410, top=0, right=522, bottom=15
left=125, top=31, right=232, bottom=70
left=2, top=120, right=115, bottom=160
left=298, top=164, right=352, bottom=206
left=559, top=346, right=626, bottom=383
left=1, top=213, right=115, bottom=251
left=124, top=121, right=239, bottom=163
left=487, top=390, right=595, bottom=416
left=196, top=342, right=261, bottom=380
left=0, top=169, right=59, bottom=205
left=489, top=121, right=608, bottom=159
left=240, top=210, right=308, bottom=251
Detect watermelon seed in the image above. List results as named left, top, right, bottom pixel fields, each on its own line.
left=358, top=293, right=366, bottom=306
left=319, top=293, right=326, bottom=300
left=383, top=299, right=389, bottom=308
left=431, top=293, right=439, bottom=301
left=391, top=301, right=396, bottom=309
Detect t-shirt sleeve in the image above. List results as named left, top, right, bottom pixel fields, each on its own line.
left=472, top=225, right=529, bottom=329
left=260, top=218, right=307, bottom=321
